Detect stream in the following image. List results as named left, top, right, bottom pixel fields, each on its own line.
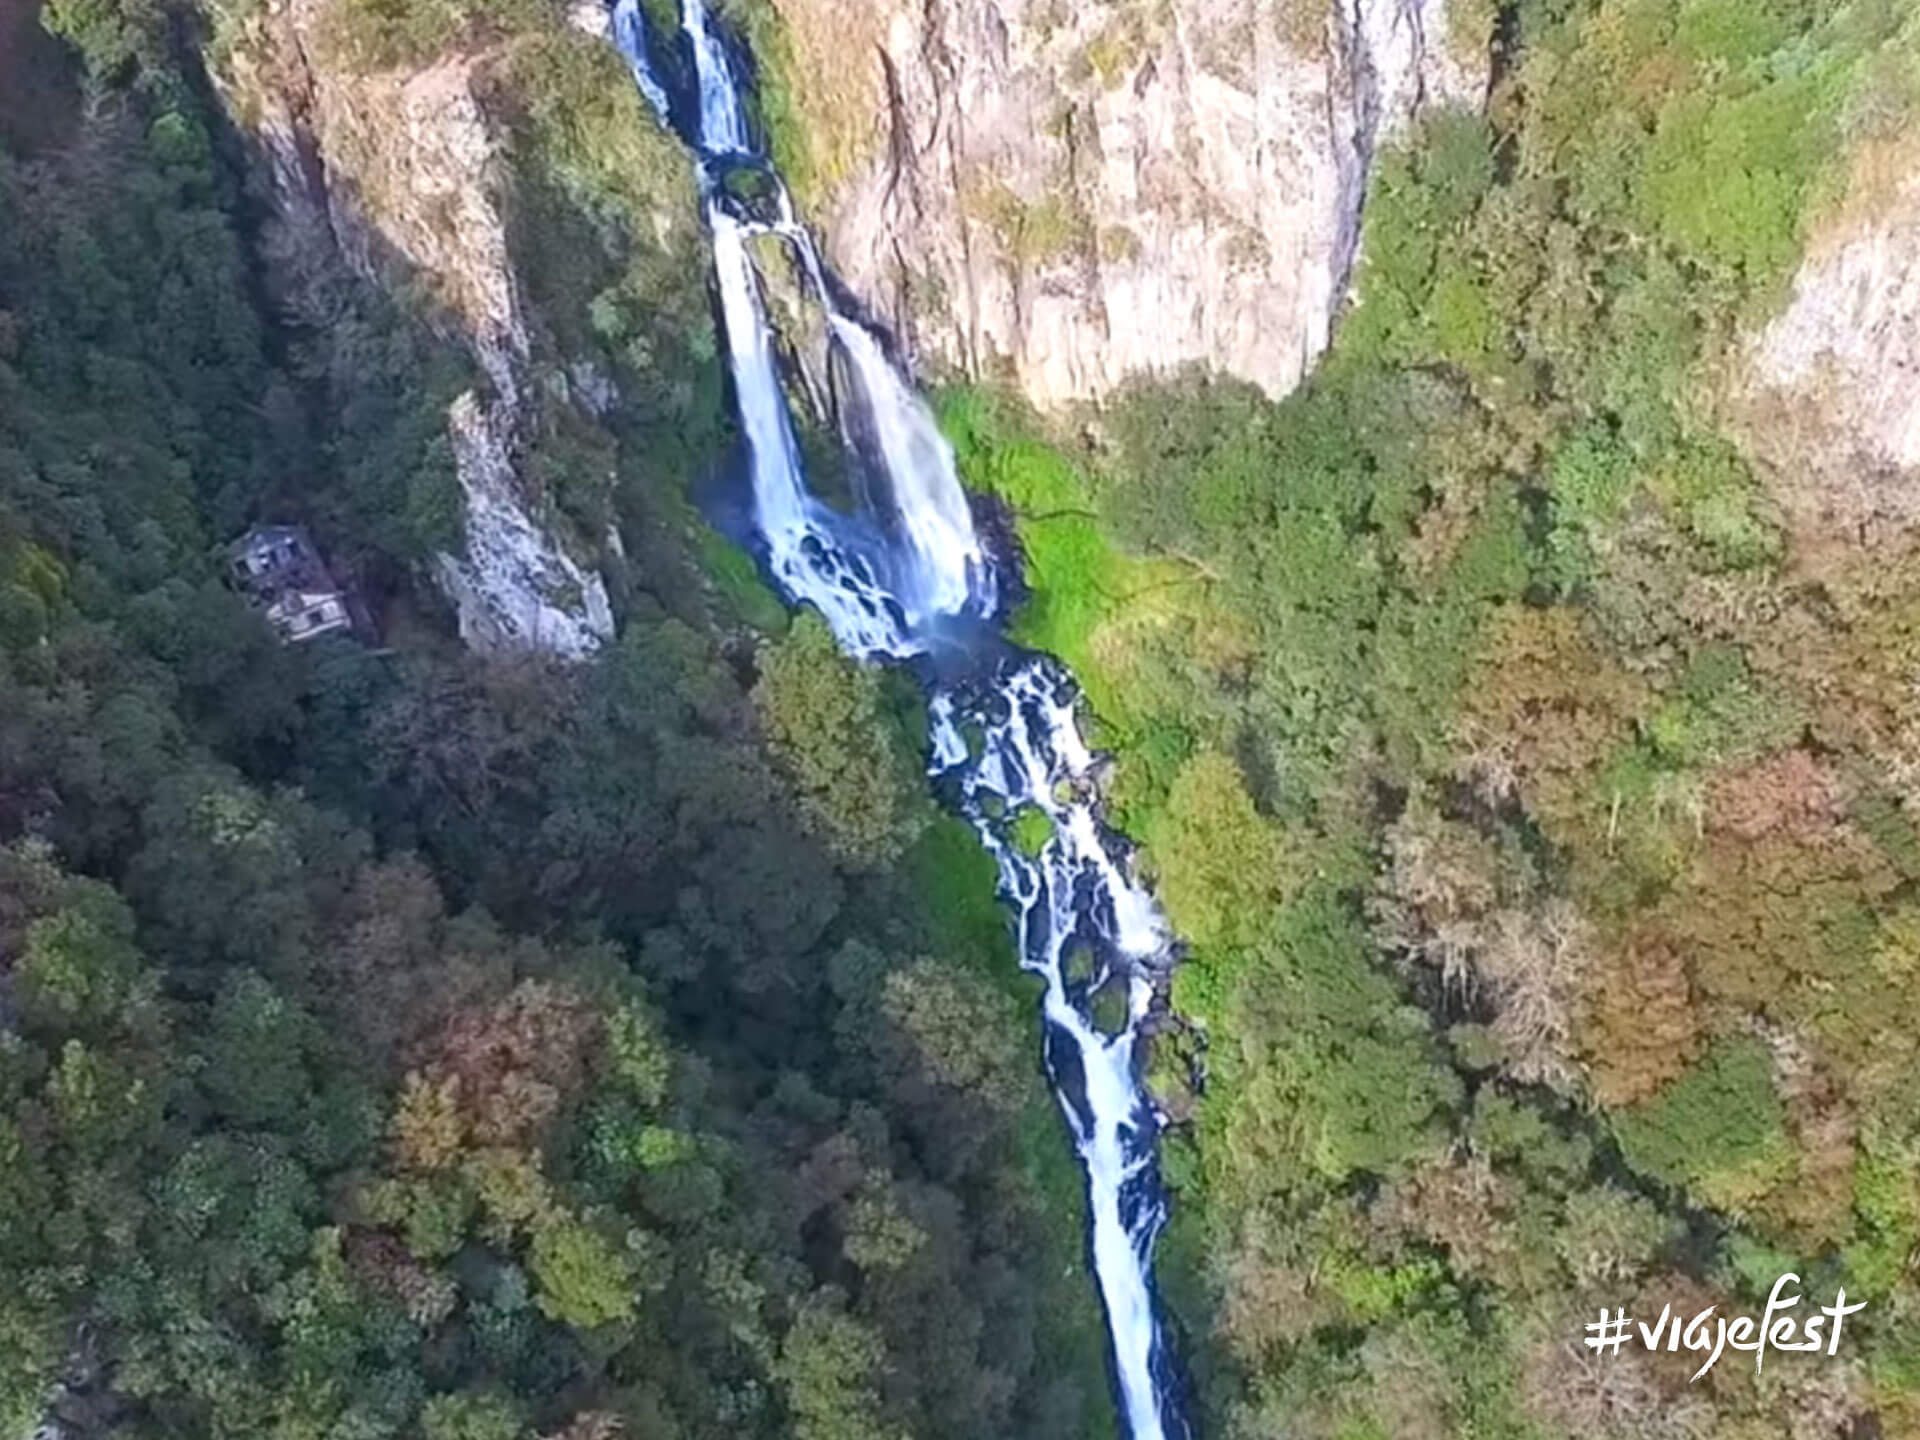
left=608, top=4, right=1194, bottom=1434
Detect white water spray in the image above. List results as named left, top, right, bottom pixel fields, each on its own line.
left=683, top=0, right=750, bottom=154
left=708, top=212, right=912, bottom=655
left=830, top=317, right=990, bottom=624
left=609, top=6, right=1190, bottom=1434
left=928, top=669, right=1181, bottom=1440
left=610, top=0, right=670, bottom=121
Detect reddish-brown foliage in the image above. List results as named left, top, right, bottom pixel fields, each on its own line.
left=1213, top=1204, right=1357, bottom=1360
left=1752, top=1023, right=1860, bottom=1245
left=1705, top=748, right=1844, bottom=843
left=1454, top=607, right=1650, bottom=836
left=409, top=980, right=598, bottom=1153
left=1580, top=929, right=1703, bottom=1107
left=1375, top=1150, right=1555, bottom=1295
left=320, top=857, right=512, bottom=1072
left=344, top=1226, right=457, bottom=1326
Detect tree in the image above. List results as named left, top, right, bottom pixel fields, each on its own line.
left=1579, top=930, right=1702, bottom=1106
left=0, top=27, right=1110, bottom=1440
left=197, top=970, right=320, bottom=1133
left=752, top=613, right=928, bottom=870
left=878, top=958, right=1027, bottom=1116
left=775, top=1292, right=900, bottom=1440
left=527, top=1214, right=641, bottom=1331
left=15, top=876, right=143, bottom=1034
left=423, top=1389, right=529, bottom=1440
left=1145, top=751, right=1288, bottom=950
left=1612, top=1036, right=1792, bottom=1214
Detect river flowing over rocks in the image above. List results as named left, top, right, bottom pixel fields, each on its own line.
left=611, top=1, right=1194, bottom=1432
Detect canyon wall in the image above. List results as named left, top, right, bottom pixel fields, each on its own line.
left=1742, top=135, right=1920, bottom=543
left=762, top=0, right=1491, bottom=407
left=219, top=0, right=616, bottom=656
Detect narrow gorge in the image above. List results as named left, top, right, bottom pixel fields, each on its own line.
left=12, top=0, right=1920, bottom=1436
left=610, top=2, right=1194, bottom=1433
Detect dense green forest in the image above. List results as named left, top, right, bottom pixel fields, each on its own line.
left=9, top=0, right=1920, bottom=1436
left=0, top=6, right=1115, bottom=1439
left=944, top=0, right=1920, bottom=1435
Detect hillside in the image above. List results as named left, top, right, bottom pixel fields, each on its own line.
left=5, top=0, right=1920, bottom=1438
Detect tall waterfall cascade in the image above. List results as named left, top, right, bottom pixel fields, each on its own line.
left=607, top=3, right=1193, bottom=1434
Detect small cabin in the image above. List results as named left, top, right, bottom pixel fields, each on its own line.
left=226, top=526, right=353, bottom=644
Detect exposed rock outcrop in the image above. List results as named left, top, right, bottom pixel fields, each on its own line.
left=219, top=0, right=615, bottom=657
left=767, top=0, right=1490, bottom=407
left=434, top=391, right=617, bottom=654
left=1742, top=143, right=1920, bottom=540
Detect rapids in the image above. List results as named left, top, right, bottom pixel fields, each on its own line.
left=608, top=3, right=1194, bottom=1433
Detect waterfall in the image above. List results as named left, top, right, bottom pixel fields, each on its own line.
left=684, top=0, right=750, bottom=154
left=928, top=667, right=1183, bottom=1439
left=708, top=212, right=914, bottom=656
left=829, top=315, right=992, bottom=626
left=608, top=6, right=1192, bottom=1436
left=610, top=0, right=670, bottom=121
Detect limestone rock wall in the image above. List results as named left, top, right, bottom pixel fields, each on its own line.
left=1744, top=148, right=1920, bottom=538
left=768, top=0, right=1490, bottom=407
left=219, top=0, right=615, bottom=657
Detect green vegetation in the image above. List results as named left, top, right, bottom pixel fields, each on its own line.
left=1080, top=7, right=1148, bottom=89
left=1009, top=805, right=1053, bottom=858
left=899, top=814, right=1009, bottom=966
left=1088, top=981, right=1128, bottom=1036
left=726, top=0, right=816, bottom=198
left=15, top=0, right=1920, bottom=1434
left=721, top=0, right=878, bottom=208
left=691, top=521, right=790, bottom=632
left=938, top=384, right=1208, bottom=812
left=753, top=612, right=930, bottom=868
left=323, top=0, right=546, bottom=70
left=1613, top=1034, right=1793, bottom=1212
left=500, top=26, right=733, bottom=562
left=943, top=1, right=1920, bottom=1434
left=0, top=11, right=1115, bottom=1440
left=963, top=178, right=1087, bottom=268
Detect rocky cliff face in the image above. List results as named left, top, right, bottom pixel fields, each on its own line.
left=765, top=0, right=1490, bottom=407
left=1742, top=137, right=1920, bottom=542
left=219, top=0, right=615, bottom=657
